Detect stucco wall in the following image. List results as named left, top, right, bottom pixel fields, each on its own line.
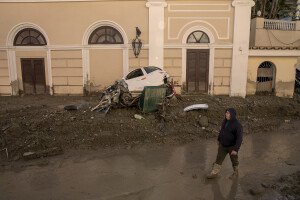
left=0, top=1, right=148, bottom=46
left=165, top=1, right=234, bottom=44
left=89, top=49, right=123, bottom=92
left=51, top=50, right=83, bottom=95
left=250, top=18, right=300, bottom=47
left=0, top=51, right=10, bottom=95
left=247, top=56, right=297, bottom=98
left=129, top=49, right=149, bottom=73
left=213, top=49, right=232, bottom=95
left=164, top=48, right=182, bottom=93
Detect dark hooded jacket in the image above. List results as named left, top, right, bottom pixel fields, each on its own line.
left=218, top=108, right=243, bottom=152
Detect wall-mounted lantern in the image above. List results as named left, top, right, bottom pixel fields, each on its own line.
left=132, top=27, right=142, bottom=58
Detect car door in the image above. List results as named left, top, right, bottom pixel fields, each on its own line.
left=125, top=68, right=146, bottom=92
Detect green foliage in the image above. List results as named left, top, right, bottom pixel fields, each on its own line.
left=252, top=0, right=295, bottom=19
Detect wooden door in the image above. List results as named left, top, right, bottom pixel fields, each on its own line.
left=186, top=49, right=209, bottom=93
left=21, top=58, right=46, bottom=94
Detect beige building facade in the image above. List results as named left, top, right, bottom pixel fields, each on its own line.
left=248, top=17, right=300, bottom=98
left=1, top=0, right=283, bottom=98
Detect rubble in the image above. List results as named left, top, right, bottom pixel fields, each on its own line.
left=23, top=147, right=63, bottom=160
left=0, top=93, right=298, bottom=162
left=249, top=187, right=265, bottom=196
left=134, top=114, right=144, bottom=120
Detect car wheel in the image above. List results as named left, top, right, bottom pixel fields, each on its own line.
left=120, top=92, right=134, bottom=106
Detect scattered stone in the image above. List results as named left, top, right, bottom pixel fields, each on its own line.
left=261, top=182, right=270, bottom=188
left=134, top=114, right=144, bottom=120
left=71, top=117, right=76, bottom=121
left=23, top=147, right=63, bottom=160
left=198, top=116, right=209, bottom=127
left=55, top=121, right=63, bottom=126
left=147, top=115, right=156, bottom=120
left=1, top=124, right=12, bottom=132
left=192, top=174, right=197, bottom=179
left=23, top=152, right=35, bottom=157
left=177, top=111, right=186, bottom=118
left=101, top=131, right=112, bottom=136
left=13, top=155, right=20, bottom=161
left=36, top=160, right=49, bottom=167
left=284, top=160, right=296, bottom=166
left=249, top=186, right=265, bottom=196
left=285, top=120, right=290, bottom=123
left=4, top=123, right=23, bottom=136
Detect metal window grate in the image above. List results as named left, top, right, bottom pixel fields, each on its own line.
left=256, top=61, right=276, bottom=93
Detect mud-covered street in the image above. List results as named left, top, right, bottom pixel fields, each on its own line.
left=0, top=120, right=299, bottom=200
left=0, top=93, right=299, bottom=199
left=0, top=93, right=300, bottom=161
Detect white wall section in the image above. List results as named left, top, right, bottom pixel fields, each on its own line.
left=146, top=0, right=167, bottom=68
left=230, top=0, right=255, bottom=97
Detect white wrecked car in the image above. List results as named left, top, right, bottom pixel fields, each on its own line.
left=122, top=66, right=172, bottom=96
left=91, top=66, right=175, bottom=112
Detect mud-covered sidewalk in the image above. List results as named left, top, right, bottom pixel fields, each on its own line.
left=0, top=93, right=299, bottom=161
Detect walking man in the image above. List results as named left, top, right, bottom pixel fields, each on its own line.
left=207, top=108, right=243, bottom=179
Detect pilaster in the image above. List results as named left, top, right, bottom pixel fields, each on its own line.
left=146, top=0, right=167, bottom=68
left=230, top=0, right=255, bottom=97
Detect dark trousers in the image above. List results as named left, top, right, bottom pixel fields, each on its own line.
left=215, top=144, right=239, bottom=167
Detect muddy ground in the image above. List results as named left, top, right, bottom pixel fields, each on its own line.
left=0, top=120, right=299, bottom=200
left=0, top=91, right=299, bottom=162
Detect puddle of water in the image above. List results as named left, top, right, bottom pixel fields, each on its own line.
left=0, top=122, right=299, bottom=200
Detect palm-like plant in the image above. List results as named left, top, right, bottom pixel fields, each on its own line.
left=252, top=0, right=288, bottom=19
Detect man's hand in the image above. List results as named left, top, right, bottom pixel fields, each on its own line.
left=231, top=150, right=238, bottom=156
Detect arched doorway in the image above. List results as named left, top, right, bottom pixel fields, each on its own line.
left=82, top=21, right=128, bottom=93
left=14, top=28, right=47, bottom=94
left=256, top=61, right=276, bottom=93
left=88, top=25, right=125, bottom=92
left=186, top=31, right=210, bottom=93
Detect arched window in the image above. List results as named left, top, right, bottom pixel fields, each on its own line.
left=187, top=31, right=210, bottom=43
left=88, top=26, right=124, bottom=44
left=256, top=61, right=276, bottom=93
left=14, top=28, right=47, bottom=46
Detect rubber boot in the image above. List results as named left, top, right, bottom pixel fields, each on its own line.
left=229, top=165, right=239, bottom=179
left=206, top=163, right=221, bottom=179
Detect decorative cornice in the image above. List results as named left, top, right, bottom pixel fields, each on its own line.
left=232, top=0, right=255, bottom=7
left=146, top=1, right=167, bottom=8
left=248, top=49, right=300, bottom=57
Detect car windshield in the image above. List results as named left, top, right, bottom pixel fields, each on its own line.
left=126, top=68, right=144, bottom=80
left=144, top=66, right=162, bottom=74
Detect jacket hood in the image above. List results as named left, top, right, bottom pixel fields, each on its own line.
left=226, top=108, right=236, bottom=121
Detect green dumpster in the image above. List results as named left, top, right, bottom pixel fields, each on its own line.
left=139, top=86, right=166, bottom=113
